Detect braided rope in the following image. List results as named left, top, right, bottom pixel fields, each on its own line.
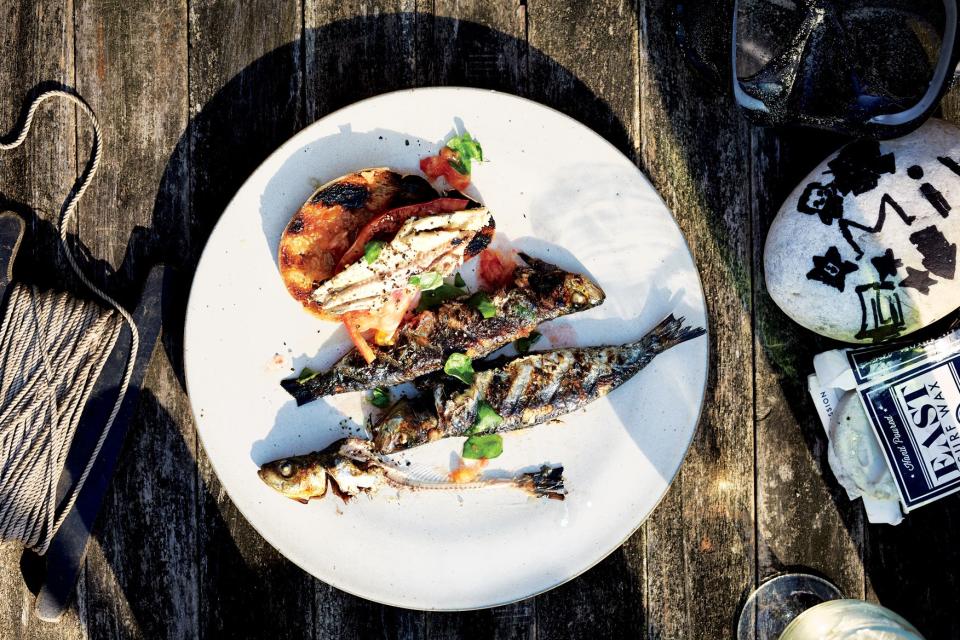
left=0, top=90, right=139, bottom=553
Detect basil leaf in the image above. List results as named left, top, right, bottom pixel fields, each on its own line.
left=468, top=292, right=496, bottom=319
left=409, top=271, right=443, bottom=291
left=417, top=283, right=467, bottom=312
left=363, top=240, right=384, bottom=264
left=443, top=352, right=475, bottom=384
left=370, top=386, right=390, bottom=408
left=470, top=400, right=503, bottom=434
left=445, top=131, right=483, bottom=175
left=454, top=272, right=466, bottom=288
left=447, top=156, right=469, bottom=175
left=511, top=302, right=535, bottom=320
left=296, top=367, right=319, bottom=383
left=514, top=331, right=542, bottom=354
left=462, top=434, right=503, bottom=460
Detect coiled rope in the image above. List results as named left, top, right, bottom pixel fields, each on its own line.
left=0, top=90, right=138, bottom=554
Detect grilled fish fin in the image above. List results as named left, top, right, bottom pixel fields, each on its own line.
left=518, top=465, right=566, bottom=500
left=641, top=314, right=706, bottom=354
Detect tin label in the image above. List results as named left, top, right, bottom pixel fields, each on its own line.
left=855, top=339, right=960, bottom=510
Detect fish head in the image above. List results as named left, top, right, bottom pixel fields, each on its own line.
left=562, top=272, right=606, bottom=310
left=258, top=452, right=328, bottom=503
left=518, top=253, right=605, bottom=311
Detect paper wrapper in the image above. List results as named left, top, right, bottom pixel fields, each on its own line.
left=809, top=326, right=960, bottom=526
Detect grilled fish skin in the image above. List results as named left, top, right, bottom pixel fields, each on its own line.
left=257, top=437, right=566, bottom=503
left=281, top=254, right=606, bottom=404
left=372, top=314, right=706, bottom=454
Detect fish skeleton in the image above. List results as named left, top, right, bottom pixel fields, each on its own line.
left=282, top=254, right=606, bottom=404
left=310, top=208, right=494, bottom=316
left=372, top=314, right=706, bottom=454
left=257, top=437, right=566, bottom=503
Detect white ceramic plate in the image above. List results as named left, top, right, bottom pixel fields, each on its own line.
left=184, top=88, right=708, bottom=610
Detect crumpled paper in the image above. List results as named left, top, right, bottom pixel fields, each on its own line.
left=809, top=349, right=904, bottom=525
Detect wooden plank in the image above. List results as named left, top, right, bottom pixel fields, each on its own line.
left=305, top=0, right=418, bottom=124
left=638, top=1, right=755, bottom=638
left=70, top=0, right=194, bottom=637
left=527, top=0, right=639, bottom=160
left=524, top=2, right=644, bottom=637
left=187, top=1, right=313, bottom=638
left=0, top=1, right=87, bottom=638
left=750, top=121, right=867, bottom=608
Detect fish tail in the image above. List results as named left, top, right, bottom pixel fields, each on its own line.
left=640, top=313, right=706, bottom=354
left=517, top=465, right=566, bottom=500
left=280, top=376, right=328, bottom=406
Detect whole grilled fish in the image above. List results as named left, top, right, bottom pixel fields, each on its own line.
left=281, top=254, right=606, bottom=404
left=258, top=437, right=566, bottom=503
left=372, top=314, right=706, bottom=453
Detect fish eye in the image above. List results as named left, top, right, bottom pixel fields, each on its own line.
left=279, top=461, right=295, bottom=477
left=571, top=292, right=586, bottom=305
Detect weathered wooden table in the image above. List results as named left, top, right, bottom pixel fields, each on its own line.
left=2, top=1, right=958, bottom=638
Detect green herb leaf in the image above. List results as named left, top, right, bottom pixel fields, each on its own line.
left=511, top=302, right=536, bottom=320
left=447, top=156, right=469, bottom=175
left=470, top=400, right=503, bottom=434
left=445, top=131, right=483, bottom=175
left=416, top=283, right=467, bottom=312
left=409, top=271, right=443, bottom=291
left=444, top=352, right=475, bottom=384
left=468, top=292, right=497, bottom=319
left=462, top=433, right=503, bottom=460
left=363, top=240, right=385, bottom=264
left=296, top=367, right=320, bottom=383
left=514, top=331, right=542, bottom=354
left=454, top=272, right=466, bottom=288
left=370, top=386, right=390, bottom=408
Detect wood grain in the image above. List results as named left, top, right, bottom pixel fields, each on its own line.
left=0, top=2, right=86, bottom=639
left=187, top=2, right=315, bottom=638
left=525, top=2, right=645, bottom=637
left=638, top=1, right=755, bottom=638
left=5, top=1, right=960, bottom=637
left=69, top=0, right=195, bottom=638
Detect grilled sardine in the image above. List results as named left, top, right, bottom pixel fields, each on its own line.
left=258, top=437, right=566, bottom=503
left=372, top=314, right=706, bottom=453
left=281, top=254, right=606, bottom=404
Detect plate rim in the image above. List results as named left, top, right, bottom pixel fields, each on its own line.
left=183, top=85, right=711, bottom=611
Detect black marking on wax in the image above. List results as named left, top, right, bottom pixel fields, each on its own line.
left=907, top=165, right=924, bottom=180
left=311, top=182, right=370, bottom=209
left=838, top=194, right=915, bottom=259
left=807, top=246, right=858, bottom=291
left=855, top=282, right=905, bottom=343
left=899, top=267, right=937, bottom=295
left=938, top=156, right=960, bottom=177
left=826, top=140, right=896, bottom=196
left=909, top=225, right=957, bottom=280
left=797, top=182, right=843, bottom=225
left=871, top=248, right=902, bottom=281
left=919, top=183, right=951, bottom=218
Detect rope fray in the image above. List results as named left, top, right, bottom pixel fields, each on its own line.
left=0, top=89, right=139, bottom=554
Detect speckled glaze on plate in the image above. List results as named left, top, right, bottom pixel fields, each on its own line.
left=184, top=88, right=709, bottom=610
